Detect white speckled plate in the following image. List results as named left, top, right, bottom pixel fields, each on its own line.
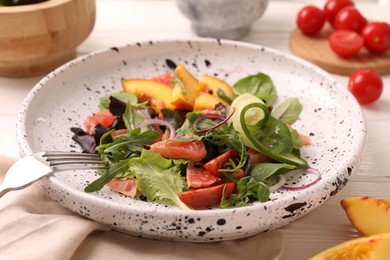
left=17, top=39, right=366, bottom=242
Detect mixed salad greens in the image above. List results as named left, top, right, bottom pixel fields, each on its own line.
left=71, top=65, right=314, bottom=210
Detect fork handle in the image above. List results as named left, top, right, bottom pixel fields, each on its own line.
left=0, top=184, right=24, bottom=198
left=0, top=155, right=53, bottom=198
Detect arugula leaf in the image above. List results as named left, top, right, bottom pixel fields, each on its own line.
left=172, top=70, right=187, bottom=95
left=85, top=128, right=160, bottom=192
left=203, top=126, right=248, bottom=172
left=233, top=72, right=277, bottom=104
left=220, top=176, right=270, bottom=208
left=84, top=159, right=129, bottom=192
left=221, top=163, right=297, bottom=208
left=175, top=111, right=201, bottom=137
left=271, top=97, right=302, bottom=125
left=97, top=128, right=159, bottom=162
left=122, top=103, right=147, bottom=131
left=129, top=150, right=190, bottom=210
left=217, top=88, right=234, bottom=104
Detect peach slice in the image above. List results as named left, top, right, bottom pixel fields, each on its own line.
left=121, top=79, right=176, bottom=110
left=171, top=64, right=200, bottom=110
left=341, top=196, right=390, bottom=236
left=199, top=74, right=236, bottom=101
left=193, top=93, right=224, bottom=111
left=309, top=232, right=390, bottom=259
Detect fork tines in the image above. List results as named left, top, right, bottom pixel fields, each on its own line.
left=43, top=151, right=106, bottom=167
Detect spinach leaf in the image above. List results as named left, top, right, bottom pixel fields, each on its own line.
left=271, top=97, right=302, bottom=124
left=250, top=163, right=296, bottom=182
left=233, top=72, right=277, bottom=104
left=290, top=128, right=303, bottom=149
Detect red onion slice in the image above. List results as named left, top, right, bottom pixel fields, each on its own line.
left=138, top=118, right=176, bottom=139
left=281, top=168, right=321, bottom=191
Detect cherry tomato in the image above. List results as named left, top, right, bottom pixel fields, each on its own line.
left=296, top=5, right=326, bottom=36
left=204, top=149, right=238, bottom=177
left=178, top=183, right=235, bottom=209
left=328, top=30, right=364, bottom=57
left=334, top=6, right=367, bottom=33
left=150, top=138, right=207, bottom=161
left=361, top=22, right=390, bottom=54
left=323, top=0, right=354, bottom=26
left=186, top=166, right=219, bottom=188
left=348, top=69, right=383, bottom=105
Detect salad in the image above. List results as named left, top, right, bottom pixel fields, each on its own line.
left=71, top=64, right=316, bottom=210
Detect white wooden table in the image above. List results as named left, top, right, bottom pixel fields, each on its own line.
left=1, top=0, right=389, bottom=258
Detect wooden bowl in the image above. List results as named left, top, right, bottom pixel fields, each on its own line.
left=0, top=0, right=96, bottom=77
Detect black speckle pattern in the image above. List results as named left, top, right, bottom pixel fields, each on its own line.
left=16, top=39, right=367, bottom=243
left=165, top=59, right=177, bottom=70
left=217, top=219, right=226, bottom=226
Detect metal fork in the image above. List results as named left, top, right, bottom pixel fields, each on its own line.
left=0, top=151, right=106, bottom=198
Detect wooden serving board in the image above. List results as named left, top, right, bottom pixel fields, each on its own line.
left=290, top=25, right=390, bottom=76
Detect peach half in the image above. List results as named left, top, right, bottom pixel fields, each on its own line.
left=310, top=232, right=390, bottom=259
left=341, top=196, right=390, bottom=236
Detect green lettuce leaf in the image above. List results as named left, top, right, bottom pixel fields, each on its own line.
left=129, top=150, right=190, bottom=210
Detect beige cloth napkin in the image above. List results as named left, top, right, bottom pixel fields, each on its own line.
left=0, top=156, right=284, bottom=260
